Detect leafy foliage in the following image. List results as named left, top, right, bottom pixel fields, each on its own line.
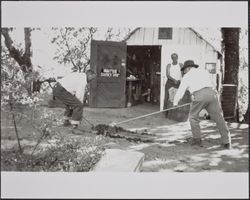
left=238, top=28, right=248, bottom=120
left=51, top=27, right=97, bottom=72
left=2, top=41, right=105, bottom=170
left=1, top=101, right=107, bottom=172
left=238, top=75, right=248, bottom=121
left=1, top=136, right=105, bottom=172
left=1, top=28, right=33, bottom=74
left=50, top=27, right=132, bottom=72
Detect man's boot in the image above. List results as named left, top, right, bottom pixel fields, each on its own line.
left=223, top=143, right=232, bottom=149
left=190, top=138, right=203, bottom=147
left=63, top=119, right=71, bottom=127
left=72, top=124, right=84, bottom=135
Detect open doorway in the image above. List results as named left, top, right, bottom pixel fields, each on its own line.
left=126, top=45, right=161, bottom=107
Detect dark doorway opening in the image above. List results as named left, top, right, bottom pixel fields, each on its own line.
left=126, top=45, right=161, bottom=107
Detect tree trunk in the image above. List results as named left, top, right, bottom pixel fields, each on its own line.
left=243, top=105, right=249, bottom=123
left=23, top=28, right=33, bottom=72
left=2, top=28, right=33, bottom=94
left=1, top=28, right=33, bottom=73
left=221, top=28, right=240, bottom=85
left=221, top=28, right=240, bottom=122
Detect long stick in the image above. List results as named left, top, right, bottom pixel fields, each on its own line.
left=9, top=103, right=23, bottom=153
left=112, top=103, right=191, bottom=126
left=82, top=116, right=94, bottom=128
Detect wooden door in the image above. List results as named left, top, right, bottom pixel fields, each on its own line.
left=89, top=40, right=127, bottom=108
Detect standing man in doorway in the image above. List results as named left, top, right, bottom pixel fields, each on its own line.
left=173, top=60, right=231, bottom=149
left=164, top=53, right=183, bottom=117
left=48, top=69, right=96, bottom=134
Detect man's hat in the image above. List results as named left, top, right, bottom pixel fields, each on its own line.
left=181, top=60, right=199, bottom=71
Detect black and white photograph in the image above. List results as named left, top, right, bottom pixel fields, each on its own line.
left=1, top=1, right=248, bottom=199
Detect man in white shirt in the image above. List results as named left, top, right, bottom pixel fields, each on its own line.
left=51, top=69, right=96, bottom=133
left=173, top=60, right=231, bottom=149
left=164, top=53, right=183, bottom=117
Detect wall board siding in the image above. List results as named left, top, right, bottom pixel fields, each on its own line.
left=126, top=28, right=221, bottom=110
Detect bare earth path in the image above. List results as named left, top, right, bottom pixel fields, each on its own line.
left=1, top=103, right=248, bottom=172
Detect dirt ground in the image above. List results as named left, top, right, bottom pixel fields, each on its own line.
left=1, top=102, right=249, bottom=172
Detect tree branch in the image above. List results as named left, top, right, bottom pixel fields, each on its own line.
left=24, top=28, right=32, bottom=58
left=2, top=28, right=25, bottom=69
left=62, top=29, right=78, bottom=70
left=2, top=28, right=33, bottom=73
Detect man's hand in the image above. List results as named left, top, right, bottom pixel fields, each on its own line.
left=173, top=79, right=180, bottom=85
left=43, top=77, right=56, bottom=83
left=48, top=77, right=56, bottom=83
left=173, top=99, right=179, bottom=106
left=110, top=122, right=116, bottom=127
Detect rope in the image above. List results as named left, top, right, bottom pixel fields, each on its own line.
left=112, top=103, right=191, bottom=126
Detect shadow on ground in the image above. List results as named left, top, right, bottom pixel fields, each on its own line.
left=1, top=103, right=249, bottom=172
left=122, top=121, right=249, bottom=172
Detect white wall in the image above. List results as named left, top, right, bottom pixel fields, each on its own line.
left=160, top=44, right=219, bottom=110
left=126, top=28, right=221, bottom=110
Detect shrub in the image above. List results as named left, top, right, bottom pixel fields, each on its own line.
left=1, top=136, right=106, bottom=172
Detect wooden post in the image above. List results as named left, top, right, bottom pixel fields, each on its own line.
left=127, top=80, right=133, bottom=107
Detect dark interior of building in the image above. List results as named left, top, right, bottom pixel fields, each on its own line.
left=126, top=45, right=161, bottom=106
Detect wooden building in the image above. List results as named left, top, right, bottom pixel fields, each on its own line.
left=89, top=27, right=224, bottom=120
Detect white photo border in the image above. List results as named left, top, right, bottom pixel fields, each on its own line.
left=1, top=1, right=249, bottom=199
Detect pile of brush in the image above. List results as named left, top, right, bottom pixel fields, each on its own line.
left=93, top=124, right=155, bottom=143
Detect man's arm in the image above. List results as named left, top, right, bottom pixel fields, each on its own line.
left=179, top=63, right=184, bottom=77
left=173, top=77, right=188, bottom=106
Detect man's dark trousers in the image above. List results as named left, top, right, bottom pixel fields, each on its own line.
left=52, top=83, right=83, bottom=124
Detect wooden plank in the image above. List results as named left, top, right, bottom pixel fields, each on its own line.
left=153, top=28, right=160, bottom=45
left=221, top=84, right=237, bottom=119
left=222, top=97, right=236, bottom=100
left=222, top=101, right=236, bottom=105
left=222, top=98, right=236, bottom=102
left=133, top=28, right=144, bottom=45
left=222, top=91, right=237, bottom=95
left=223, top=87, right=237, bottom=90
left=222, top=104, right=235, bottom=109
left=176, top=28, right=182, bottom=44
left=223, top=112, right=234, bottom=117
left=222, top=107, right=236, bottom=112
left=96, top=83, right=126, bottom=108
left=92, top=149, right=145, bottom=172
left=143, top=28, right=155, bottom=45
left=222, top=89, right=237, bottom=92
left=222, top=105, right=236, bottom=110
left=222, top=106, right=236, bottom=110
left=222, top=90, right=237, bottom=94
